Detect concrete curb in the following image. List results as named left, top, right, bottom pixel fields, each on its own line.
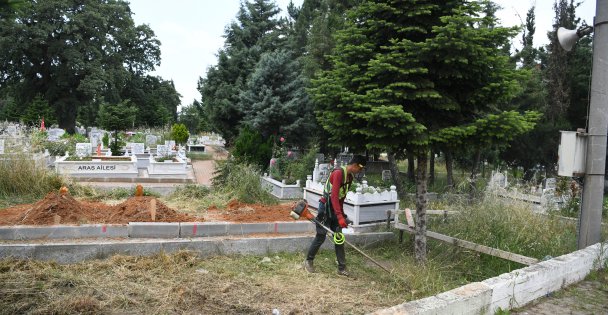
left=0, top=232, right=394, bottom=264
left=371, top=241, right=608, bottom=315
left=0, top=221, right=319, bottom=240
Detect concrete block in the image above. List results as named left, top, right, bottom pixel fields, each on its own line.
left=180, top=222, right=226, bottom=237
left=267, top=236, right=311, bottom=253
left=0, top=244, right=36, bottom=260
left=226, top=223, right=272, bottom=236
left=33, top=243, right=101, bottom=264
left=276, top=221, right=315, bottom=233
left=216, top=238, right=270, bottom=255
left=128, top=222, right=180, bottom=238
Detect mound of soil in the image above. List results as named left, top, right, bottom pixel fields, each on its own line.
left=0, top=192, right=200, bottom=225
left=208, top=199, right=297, bottom=222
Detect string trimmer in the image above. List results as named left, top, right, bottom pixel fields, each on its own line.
left=290, top=199, right=391, bottom=273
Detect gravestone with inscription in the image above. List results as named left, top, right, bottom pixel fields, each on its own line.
left=47, top=128, right=65, bottom=141
left=156, top=145, right=168, bottom=157
left=75, top=143, right=92, bottom=158
left=146, top=135, right=158, bottom=146
left=129, top=143, right=145, bottom=154
left=165, top=140, right=176, bottom=150
left=89, top=131, right=103, bottom=149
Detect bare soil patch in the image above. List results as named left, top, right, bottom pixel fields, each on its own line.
left=0, top=192, right=199, bottom=225
left=0, top=193, right=297, bottom=225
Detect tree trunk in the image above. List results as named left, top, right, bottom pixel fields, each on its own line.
left=469, top=148, right=482, bottom=198
left=407, top=151, right=415, bottom=182
left=387, top=152, right=406, bottom=199
left=429, top=149, right=435, bottom=187
left=57, top=97, right=77, bottom=134
left=445, top=150, right=454, bottom=191
left=414, top=151, right=428, bottom=263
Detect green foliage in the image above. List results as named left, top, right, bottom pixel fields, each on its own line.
left=22, top=95, right=56, bottom=126
left=212, top=158, right=277, bottom=205
left=170, top=123, right=189, bottom=145
left=197, top=0, right=287, bottom=145
left=231, top=126, right=273, bottom=170
left=240, top=50, right=315, bottom=147
left=102, top=133, right=110, bottom=148
left=0, top=153, right=66, bottom=201
left=98, top=101, right=137, bottom=156
left=0, top=0, right=161, bottom=132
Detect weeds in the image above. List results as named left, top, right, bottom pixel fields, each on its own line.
left=0, top=153, right=65, bottom=203
left=212, top=158, right=277, bottom=205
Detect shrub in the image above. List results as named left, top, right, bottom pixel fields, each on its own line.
left=171, top=123, right=190, bottom=145
left=212, top=158, right=276, bottom=205
left=232, top=126, right=273, bottom=169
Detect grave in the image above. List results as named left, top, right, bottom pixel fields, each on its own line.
left=55, top=155, right=138, bottom=178
left=305, top=159, right=398, bottom=226
left=46, top=128, right=65, bottom=141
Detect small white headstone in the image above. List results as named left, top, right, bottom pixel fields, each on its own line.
left=318, top=163, right=331, bottom=183
left=105, top=149, right=112, bottom=156
left=0, top=139, right=4, bottom=154
left=490, top=172, right=507, bottom=188
left=47, top=128, right=65, bottom=141
left=165, top=140, right=176, bottom=149
left=7, top=125, right=17, bottom=137
left=545, top=178, right=557, bottom=190
left=177, top=146, right=187, bottom=160
left=75, top=143, right=92, bottom=158
left=145, top=135, right=157, bottom=146
left=129, top=142, right=145, bottom=154
left=156, top=145, right=168, bottom=157
left=89, top=131, right=103, bottom=148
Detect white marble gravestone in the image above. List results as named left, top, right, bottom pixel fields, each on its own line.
left=545, top=178, right=557, bottom=190
left=47, top=128, right=65, bottom=141
left=75, top=143, right=92, bottom=158
left=165, top=140, right=176, bottom=149
left=156, top=145, right=168, bottom=157
left=0, top=139, right=4, bottom=154
left=129, top=142, right=145, bottom=154
left=89, top=131, right=103, bottom=148
left=145, top=135, right=158, bottom=146
left=7, top=125, right=17, bottom=137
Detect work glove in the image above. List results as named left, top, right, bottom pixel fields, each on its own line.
left=338, top=216, right=348, bottom=228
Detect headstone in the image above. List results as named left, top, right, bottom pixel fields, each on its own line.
left=544, top=178, right=557, bottom=190
left=75, top=143, right=92, bottom=158
left=76, top=126, right=86, bottom=136
left=177, top=146, right=187, bottom=160
left=382, top=170, right=392, bottom=181
left=146, top=135, right=158, bottom=146
left=7, top=125, right=17, bottom=137
left=315, top=153, right=325, bottom=163
left=105, top=149, right=112, bottom=157
left=89, top=131, right=103, bottom=148
left=129, top=142, right=145, bottom=154
left=0, top=139, right=4, bottom=154
left=47, top=128, right=65, bottom=141
left=156, top=145, right=168, bottom=157
left=490, top=172, right=507, bottom=188
left=165, top=140, right=176, bottom=150
left=337, top=153, right=353, bottom=167
left=318, top=163, right=331, bottom=183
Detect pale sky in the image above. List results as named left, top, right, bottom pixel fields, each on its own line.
left=128, top=0, right=596, bottom=109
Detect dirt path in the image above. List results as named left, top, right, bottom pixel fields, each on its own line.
left=513, top=276, right=608, bottom=315
left=191, top=145, right=227, bottom=186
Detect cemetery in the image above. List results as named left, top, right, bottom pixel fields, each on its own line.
left=1, top=0, right=607, bottom=314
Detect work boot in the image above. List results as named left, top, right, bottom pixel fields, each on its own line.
left=337, top=268, right=351, bottom=277
left=303, top=260, right=315, bottom=273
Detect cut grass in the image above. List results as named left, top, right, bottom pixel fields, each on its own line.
left=0, top=241, right=516, bottom=315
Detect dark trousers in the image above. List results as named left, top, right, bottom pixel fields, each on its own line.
left=305, top=201, right=346, bottom=271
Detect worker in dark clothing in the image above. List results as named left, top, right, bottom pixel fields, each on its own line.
left=304, top=155, right=366, bottom=276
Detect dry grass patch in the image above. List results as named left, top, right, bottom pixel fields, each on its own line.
left=0, top=243, right=489, bottom=314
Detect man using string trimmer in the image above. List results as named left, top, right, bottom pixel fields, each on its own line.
left=302, top=155, right=366, bottom=277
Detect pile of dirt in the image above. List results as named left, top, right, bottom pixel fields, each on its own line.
left=208, top=199, right=297, bottom=222
left=0, top=192, right=200, bottom=225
